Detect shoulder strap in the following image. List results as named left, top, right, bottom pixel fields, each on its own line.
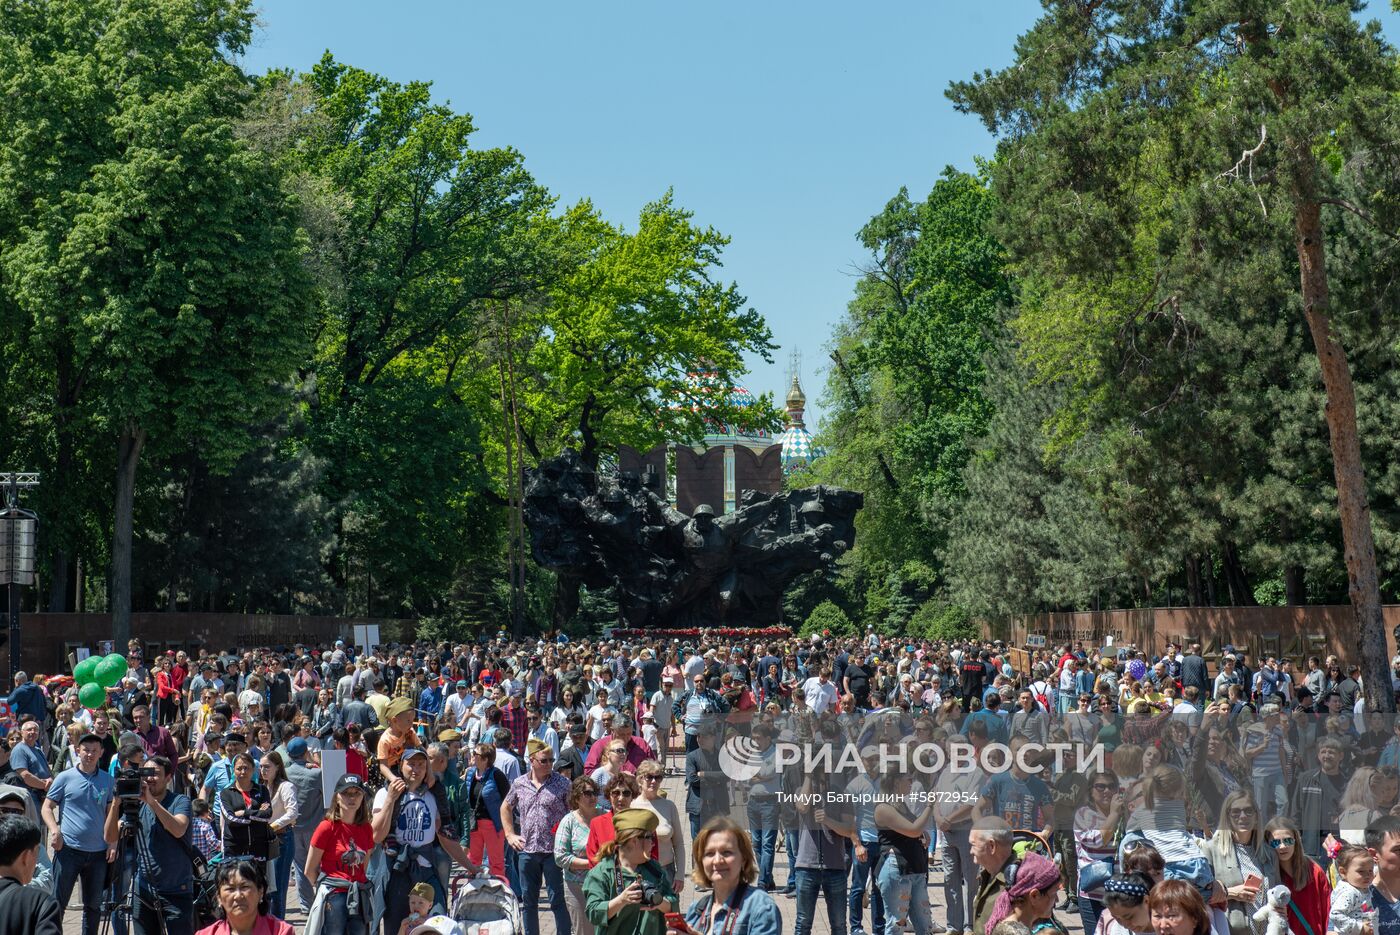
left=1289, top=897, right=1317, bottom=935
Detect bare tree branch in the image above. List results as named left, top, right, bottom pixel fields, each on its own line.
left=1216, top=124, right=1269, bottom=217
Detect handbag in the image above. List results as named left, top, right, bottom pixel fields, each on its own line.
left=1078, top=857, right=1116, bottom=893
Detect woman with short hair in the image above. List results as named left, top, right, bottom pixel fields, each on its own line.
left=1147, top=879, right=1212, bottom=935
left=678, top=816, right=782, bottom=935
left=555, top=776, right=602, bottom=935
left=463, top=742, right=509, bottom=882
left=196, top=860, right=293, bottom=935
left=587, top=773, right=646, bottom=864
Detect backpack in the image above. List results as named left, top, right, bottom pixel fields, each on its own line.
left=1030, top=680, right=1052, bottom=712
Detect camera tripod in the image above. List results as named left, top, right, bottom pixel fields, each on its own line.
left=96, top=807, right=171, bottom=935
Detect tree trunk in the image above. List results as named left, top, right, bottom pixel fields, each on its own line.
left=48, top=552, right=69, bottom=613
left=1204, top=551, right=1218, bottom=606
left=1284, top=565, right=1306, bottom=605
left=1222, top=540, right=1254, bottom=606
left=46, top=358, right=80, bottom=613
left=1186, top=555, right=1205, bottom=606
left=110, top=424, right=146, bottom=648
left=1292, top=173, right=1394, bottom=711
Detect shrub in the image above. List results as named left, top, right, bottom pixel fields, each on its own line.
left=909, top=600, right=978, bottom=642
left=801, top=600, right=857, bottom=639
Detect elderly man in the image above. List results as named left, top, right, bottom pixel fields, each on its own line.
left=6, top=673, right=45, bottom=731
left=501, top=739, right=570, bottom=935
left=971, top=816, right=1018, bottom=935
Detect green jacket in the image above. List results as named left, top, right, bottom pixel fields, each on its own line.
left=582, top=854, right=677, bottom=935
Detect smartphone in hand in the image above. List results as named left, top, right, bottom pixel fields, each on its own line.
left=665, top=912, right=689, bottom=932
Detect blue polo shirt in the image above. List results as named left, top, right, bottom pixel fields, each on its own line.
left=48, top=767, right=115, bottom=852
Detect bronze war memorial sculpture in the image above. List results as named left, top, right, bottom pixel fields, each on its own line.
left=523, top=450, right=863, bottom=629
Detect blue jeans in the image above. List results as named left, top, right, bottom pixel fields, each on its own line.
left=1079, top=895, right=1105, bottom=934
left=53, top=845, right=107, bottom=935
left=517, top=850, right=569, bottom=935
left=320, top=889, right=368, bottom=935
left=784, top=830, right=800, bottom=888
left=748, top=798, right=778, bottom=888
left=270, top=829, right=294, bottom=917
left=875, top=852, right=930, bottom=935
left=848, top=841, right=886, bottom=935
left=795, top=867, right=848, bottom=935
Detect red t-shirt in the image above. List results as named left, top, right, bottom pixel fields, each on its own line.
left=309, top=819, right=374, bottom=883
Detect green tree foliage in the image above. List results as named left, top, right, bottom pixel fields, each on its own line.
left=498, top=193, right=780, bottom=470
left=0, top=10, right=781, bottom=636
left=0, top=0, right=315, bottom=640
left=812, top=169, right=1011, bottom=577
left=948, top=0, right=1400, bottom=708
left=908, top=600, right=978, bottom=643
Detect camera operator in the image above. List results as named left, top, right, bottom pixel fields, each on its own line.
left=102, top=756, right=194, bottom=935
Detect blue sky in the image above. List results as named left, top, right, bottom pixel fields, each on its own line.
left=242, top=1, right=1400, bottom=429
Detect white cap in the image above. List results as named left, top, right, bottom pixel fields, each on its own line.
left=409, top=917, right=463, bottom=935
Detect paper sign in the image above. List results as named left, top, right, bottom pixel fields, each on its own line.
left=1104, top=636, right=1115, bottom=647
left=352, top=625, right=380, bottom=657
left=319, top=749, right=348, bottom=806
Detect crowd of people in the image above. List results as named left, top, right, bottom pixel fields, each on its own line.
left=0, top=630, right=1399, bottom=935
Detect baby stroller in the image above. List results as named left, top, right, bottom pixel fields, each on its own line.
left=450, top=870, right=522, bottom=935
left=192, top=852, right=221, bottom=930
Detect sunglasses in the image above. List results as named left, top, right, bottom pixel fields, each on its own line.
left=0, top=805, right=24, bottom=816
left=1092, top=783, right=1118, bottom=792
left=1228, top=807, right=1257, bottom=819
left=1269, top=837, right=1296, bottom=849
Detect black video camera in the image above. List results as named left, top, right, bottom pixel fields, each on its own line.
left=637, top=880, right=666, bottom=908
left=115, top=766, right=157, bottom=801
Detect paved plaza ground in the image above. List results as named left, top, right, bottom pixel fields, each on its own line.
left=58, top=748, right=1081, bottom=935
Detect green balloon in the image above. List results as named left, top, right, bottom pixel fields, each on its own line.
left=104, top=653, right=128, bottom=678
left=74, top=656, right=100, bottom=685
left=95, top=657, right=122, bottom=688
left=78, top=681, right=106, bottom=709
